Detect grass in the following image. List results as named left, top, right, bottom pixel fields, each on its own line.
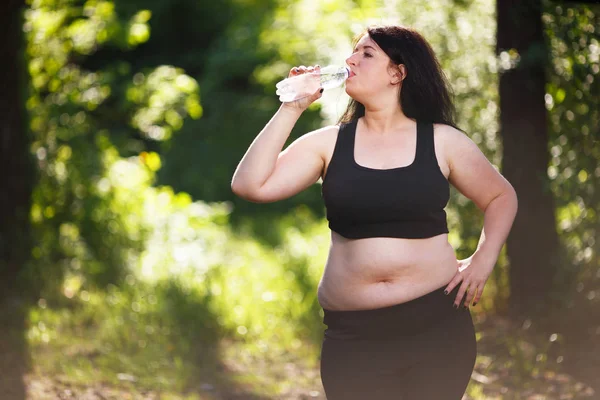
left=2, top=206, right=598, bottom=399
left=14, top=281, right=597, bottom=400
left=22, top=281, right=325, bottom=399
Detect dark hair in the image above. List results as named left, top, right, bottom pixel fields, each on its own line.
left=339, top=25, right=458, bottom=129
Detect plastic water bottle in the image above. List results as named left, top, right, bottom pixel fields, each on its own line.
left=275, top=65, right=350, bottom=103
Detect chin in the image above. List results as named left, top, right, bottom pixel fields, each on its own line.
left=345, top=87, right=365, bottom=104
left=345, top=85, right=359, bottom=99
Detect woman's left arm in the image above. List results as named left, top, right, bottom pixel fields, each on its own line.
left=439, top=125, right=519, bottom=308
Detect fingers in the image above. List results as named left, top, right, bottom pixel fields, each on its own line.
left=443, top=270, right=463, bottom=297
left=472, top=283, right=485, bottom=306
left=448, top=278, right=486, bottom=309
left=289, top=65, right=320, bottom=77
left=445, top=271, right=478, bottom=309
left=289, top=66, right=307, bottom=77
left=310, top=87, right=324, bottom=102
left=444, top=272, right=468, bottom=309
left=463, top=284, right=478, bottom=308
left=453, top=279, right=470, bottom=309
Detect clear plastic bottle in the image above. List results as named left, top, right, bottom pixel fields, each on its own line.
left=275, top=65, right=350, bottom=103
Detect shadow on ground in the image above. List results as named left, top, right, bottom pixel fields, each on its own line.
left=163, top=278, right=272, bottom=400
left=544, top=297, right=600, bottom=397
left=0, top=281, right=272, bottom=400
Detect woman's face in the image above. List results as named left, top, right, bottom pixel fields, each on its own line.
left=345, top=34, right=398, bottom=101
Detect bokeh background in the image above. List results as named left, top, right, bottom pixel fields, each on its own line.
left=0, top=0, right=599, bottom=399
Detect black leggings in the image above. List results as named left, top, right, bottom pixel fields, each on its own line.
left=320, top=285, right=476, bottom=400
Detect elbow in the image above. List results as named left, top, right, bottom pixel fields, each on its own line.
left=231, top=181, right=252, bottom=200
left=230, top=180, right=243, bottom=197
left=230, top=175, right=249, bottom=197
left=506, top=182, right=518, bottom=206
left=231, top=181, right=270, bottom=203
left=481, top=184, right=518, bottom=214
left=502, top=184, right=519, bottom=217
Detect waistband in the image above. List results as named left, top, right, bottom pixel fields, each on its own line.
left=322, top=285, right=464, bottom=340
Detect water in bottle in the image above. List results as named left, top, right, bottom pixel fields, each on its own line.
left=275, top=65, right=350, bottom=103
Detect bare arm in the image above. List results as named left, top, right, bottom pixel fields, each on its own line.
left=444, top=127, right=518, bottom=263
left=440, top=125, right=518, bottom=307
left=231, top=65, right=328, bottom=203
left=231, top=104, right=303, bottom=196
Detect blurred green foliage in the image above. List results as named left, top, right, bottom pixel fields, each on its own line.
left=543, top=2, right=599, bottom=300
left=14, top=0, right=600, bottom=397
left=151, top=0, right=330, bottom=223
left=27, top=203, right=330, bottom=396
left=24, top=0, right=201, bottom=296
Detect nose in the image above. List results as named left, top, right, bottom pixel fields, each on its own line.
left=345, top=53, right=357, bottom=67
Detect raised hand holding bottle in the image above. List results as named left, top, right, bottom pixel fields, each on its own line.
left=276, top=65, right=349, bottom=106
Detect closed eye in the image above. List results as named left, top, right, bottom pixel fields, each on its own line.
left=351, top=49, right=373, bottom=58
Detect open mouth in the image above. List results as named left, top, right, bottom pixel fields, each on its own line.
left=348, top=70, right=356, bottom=79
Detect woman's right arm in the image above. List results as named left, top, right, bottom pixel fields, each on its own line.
left=231, top=66, right=331, bottom=203
left=231, top=103, right=336, bottom=203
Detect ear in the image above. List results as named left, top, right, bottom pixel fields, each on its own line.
left=390, top=64, right=407, bottom=85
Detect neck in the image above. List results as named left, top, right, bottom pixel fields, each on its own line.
left=360, top=94, right=412, bottom=135
left=361, top=108, right=412, bottom=136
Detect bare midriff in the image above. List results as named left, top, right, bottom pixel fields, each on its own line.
left=317, top=231, right=458, bottom=311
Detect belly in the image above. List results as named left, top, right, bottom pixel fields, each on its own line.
left=317, top=232, right=458, bottom=311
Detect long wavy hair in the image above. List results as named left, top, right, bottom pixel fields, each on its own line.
left=339, top=25, right=458, bottom=129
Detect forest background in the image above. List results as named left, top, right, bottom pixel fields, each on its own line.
left=0, top=0, right=599, bottom=398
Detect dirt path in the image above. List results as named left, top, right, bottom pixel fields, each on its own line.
left=2, top=310, right=598, bottom=399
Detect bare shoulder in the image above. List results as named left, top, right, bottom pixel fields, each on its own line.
left=432, top=123, right=473, bottom=147
left=432, top=123, right=481, bottom=169
left=431, top=123, right=472, bottom=178
left=433, top=123, right=513, bottom=211
left=301, top=124, right=340, bottom=145
left=297, top=123, right=341, bottom=162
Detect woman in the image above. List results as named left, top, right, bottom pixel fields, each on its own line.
left=231, top=25, right=518, bottom=399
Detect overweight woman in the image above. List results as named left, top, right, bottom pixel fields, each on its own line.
left=231, top=24, right=518, bottom=400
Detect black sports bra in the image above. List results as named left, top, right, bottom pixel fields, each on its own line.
left=321, top=119, right=450, bottom=239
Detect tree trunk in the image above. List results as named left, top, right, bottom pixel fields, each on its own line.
left=0, top=0, right=33, bottom=303
left=497, top=0, right=561, bottom=318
